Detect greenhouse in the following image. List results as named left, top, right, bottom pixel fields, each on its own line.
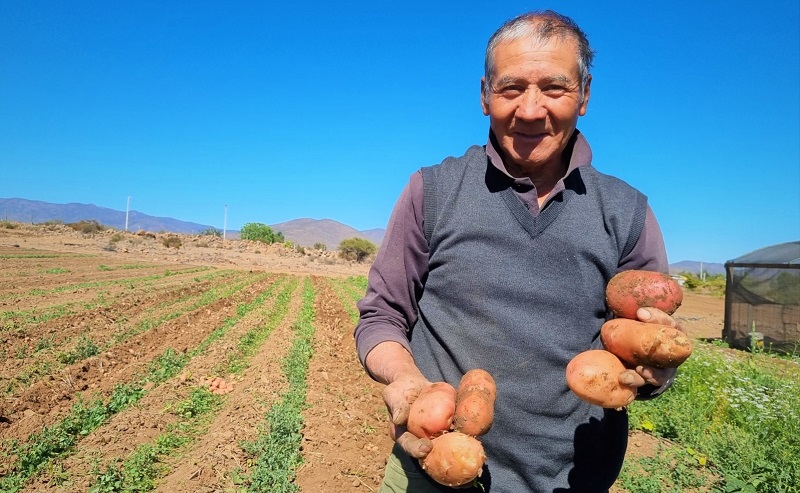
left=723, top=241, right=800, bottom=352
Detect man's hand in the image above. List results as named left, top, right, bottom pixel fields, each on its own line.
left=382, top=373, right=434, bottom=458
left=618, top=307, right=681, bottom=389
left=364, top=342, right=437, bottom=459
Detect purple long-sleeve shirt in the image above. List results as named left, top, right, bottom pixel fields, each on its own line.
left=355, top=132, right=668, bottom=367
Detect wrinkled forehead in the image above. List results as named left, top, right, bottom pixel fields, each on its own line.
left=490, top=35, right=582, bottom=77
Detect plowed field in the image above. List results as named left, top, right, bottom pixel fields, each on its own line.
left=0, top=226, right=725, bottom=493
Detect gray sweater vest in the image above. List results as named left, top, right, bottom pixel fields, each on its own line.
left=411, top=145, right=647, bottom=492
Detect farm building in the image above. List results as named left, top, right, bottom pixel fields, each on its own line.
left=723, top=241, right=800, bottom=352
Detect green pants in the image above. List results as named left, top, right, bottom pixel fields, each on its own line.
left=378, top=444, right=480, bottom=493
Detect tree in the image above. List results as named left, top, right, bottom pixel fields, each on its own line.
left=240, top=222, right=284, bottom=244
left=338, top=237, right=377, bottom=263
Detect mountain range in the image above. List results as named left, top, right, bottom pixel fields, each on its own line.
left=0, top=197, right=385, bottom=249
left=0, top=197, right=723, bottom=274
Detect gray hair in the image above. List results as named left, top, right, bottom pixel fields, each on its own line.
left=483, top=11, right=594, bottom=104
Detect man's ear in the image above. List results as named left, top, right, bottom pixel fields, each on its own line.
left=579, top=74, right=592, bottom=116
left=480, top=77, right=490, bottom=116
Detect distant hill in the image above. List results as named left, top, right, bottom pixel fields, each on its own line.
left=0, top=197, right=211, bottom=234
left=0, top=197, right=385, bottom=248
left=669, top=260, right=726, bottom=276
left=269, top=218, right=384, bottom=249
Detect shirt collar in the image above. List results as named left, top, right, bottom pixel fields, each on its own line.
left=485, top=129, right=593, bottom=182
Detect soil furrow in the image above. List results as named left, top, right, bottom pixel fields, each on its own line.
left=0, top=274, right=283, bottom=448
left=0, top=271, right=263, bottom=400
left=19, top=276, right=300, bottom=492
left=294, top=276, right=392, bottom=493
left=153, top=277, right=305, bottom=492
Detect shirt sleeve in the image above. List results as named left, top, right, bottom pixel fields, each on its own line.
left=618, top=205, right=669, bottom=273
left=354, top=170, right=429, bottom=370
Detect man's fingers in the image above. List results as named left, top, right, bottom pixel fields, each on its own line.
left=382, top=386, right=411, bottom=425
left=619, top=369, right=645, bottom=387
left=636, top=365, right=676, bottom=387
left=636, top=307, right=683, bottom=331
left=395, top=430, right=433, bottom=459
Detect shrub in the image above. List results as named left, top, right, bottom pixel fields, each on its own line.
left=161, top=235, right=182, bottom=249
left=199, top=227, right=222, bottom=237
left=68, top=219, right=105, bottom=234
left=313, top=243, right=327, bottom=251
left=239, top=223, right=284, bottom=244
left=338, top=237, right=377, bottom=263
left=678, top=271, right=726, bottom=296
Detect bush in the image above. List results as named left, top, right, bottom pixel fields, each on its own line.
left=338, top=237, right=377, bottom=263
left=239, top=223, right=284, bottom=244
left=199, top=227, right=222, bottom=237
left=68, top=219, right=106, bottom=234
left=313, top=243, right=327, bottom=251
left=161, top=235, right=182, bottom=249
left=678, top=272, right=725, bottom=296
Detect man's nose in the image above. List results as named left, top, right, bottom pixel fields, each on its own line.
left=515, top=89, right=547, bottom=120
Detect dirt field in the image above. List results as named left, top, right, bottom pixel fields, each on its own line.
left=0, top=224, right=725, bottom=492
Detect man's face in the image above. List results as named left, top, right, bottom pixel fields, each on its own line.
left=481, top=36, right=591, bottom=177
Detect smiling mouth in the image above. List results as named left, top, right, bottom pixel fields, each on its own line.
left=513, top=132, right=548, bottom=141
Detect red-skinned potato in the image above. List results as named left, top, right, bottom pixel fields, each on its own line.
left=606, top=270, right=683, bottom=319
left=407, top=382, right=457, bottom=439
left=601, top=318, right=692, bottom=368
left=420, top=431, right=486, bottom=487
left=453, top=369, right=496, bottom=436
left=566, top=350, right=636, bottom=409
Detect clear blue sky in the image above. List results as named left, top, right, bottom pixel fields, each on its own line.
left=1, top=1, right=798, bottom=264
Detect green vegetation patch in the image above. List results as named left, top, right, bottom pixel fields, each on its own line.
left=240, top=278, right=316, bottom=493
left=624, top=341, right=800, bottom=493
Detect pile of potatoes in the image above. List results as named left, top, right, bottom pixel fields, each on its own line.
left=409, top=369, right=496, bottom=488
left=566, top=270, right=692, bottom=409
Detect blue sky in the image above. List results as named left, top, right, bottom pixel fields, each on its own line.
left=1, top=1, right=798, bottom=264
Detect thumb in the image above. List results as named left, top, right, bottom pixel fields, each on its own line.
left=395, top=430, right=433, bottom=459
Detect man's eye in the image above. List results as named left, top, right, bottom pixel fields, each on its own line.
left=499, top=86, right=524, bottom=96
left=543, top=86, right=567, bottom=96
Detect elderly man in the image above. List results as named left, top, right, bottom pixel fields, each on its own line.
left=355, top=10, right=677, bottom=492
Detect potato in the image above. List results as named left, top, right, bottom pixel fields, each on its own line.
left=600, top=318, right=692, bottom=368
left=407, top=382, right=457, bottom=439
left=565, top=350, right=635, bottom=409
left=606, top=270, right=683, bottom=319
left=420, top=431, right=486, bottom=487
left=453, top=369, right=496, bottom=436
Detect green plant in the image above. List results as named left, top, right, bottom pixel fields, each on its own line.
left=313, top=243, right=327, bottom=251
left=338, top=237, right=377, bottom=263
left=57, top=335, right=100, bottom=364
left=44, top=267, right=70, bottom=274
left=239, top=223, right=284, bottom=244
left=678, top=271, right=726, bottom=296
left=625, top=341, right=800, bottom=493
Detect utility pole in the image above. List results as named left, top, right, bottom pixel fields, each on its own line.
left=223, top=205, right=227, bottom=241
left=125, top=196, right=131, bottom=232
